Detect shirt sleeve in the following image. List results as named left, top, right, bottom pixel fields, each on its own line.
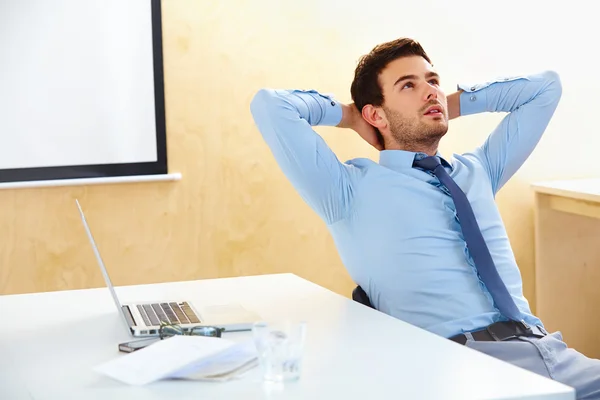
left=459, top=70, right=562, bottom=194
left=250, top=88, right=356, bottom=224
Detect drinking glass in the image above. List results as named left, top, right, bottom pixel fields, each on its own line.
left=252, top=320, right=306, bottom=382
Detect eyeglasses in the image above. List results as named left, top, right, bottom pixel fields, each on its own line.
left=158, top=321, right=224, bottom=340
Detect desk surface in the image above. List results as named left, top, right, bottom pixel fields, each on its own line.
left=0, top=273, right=574, bottom=400
left=532, top=178, right=600, bottom=202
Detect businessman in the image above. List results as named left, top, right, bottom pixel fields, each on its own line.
left=250, top=38, right=600, bottom=397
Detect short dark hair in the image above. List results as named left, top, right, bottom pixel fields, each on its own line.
left=350, top=38, right=432, bottom=112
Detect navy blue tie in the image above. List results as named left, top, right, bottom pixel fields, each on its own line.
left=413, top=155, right=523, bottom=322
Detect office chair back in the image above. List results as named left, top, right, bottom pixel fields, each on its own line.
left=352, top=285, right=374, bottom=309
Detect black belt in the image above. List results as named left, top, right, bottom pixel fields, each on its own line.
left=449, top=320, right=548, bottom=345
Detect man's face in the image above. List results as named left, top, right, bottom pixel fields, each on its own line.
left=377, top=56, right=448, bottom=148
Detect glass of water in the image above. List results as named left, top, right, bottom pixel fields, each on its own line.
left=252, top=320, right=307, bottom=382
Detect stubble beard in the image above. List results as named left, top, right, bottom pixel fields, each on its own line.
left=384, top=107, right=448, bottom=152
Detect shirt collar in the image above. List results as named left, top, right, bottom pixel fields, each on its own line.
left=378, top=149, right=453, bottom=171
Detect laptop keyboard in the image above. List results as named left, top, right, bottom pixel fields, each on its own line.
left=136, top=302, right=201, bottom=326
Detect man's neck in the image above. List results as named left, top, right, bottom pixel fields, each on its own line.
left=383, top=140, right=440, bottom=156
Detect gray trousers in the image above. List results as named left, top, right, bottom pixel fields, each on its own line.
left=463, top=331, right=600, bottom=399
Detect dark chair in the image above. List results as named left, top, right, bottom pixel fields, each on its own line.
left=352, top=285, right=375, bottom=309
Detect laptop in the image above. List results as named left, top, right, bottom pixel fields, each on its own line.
left=76, top=199, right=261, bottom=337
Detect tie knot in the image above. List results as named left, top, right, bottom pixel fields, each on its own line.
left=413, top=156, right=442, bottom=172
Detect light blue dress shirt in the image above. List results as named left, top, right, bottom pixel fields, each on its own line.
left=250, top=70, right=562, bottom=339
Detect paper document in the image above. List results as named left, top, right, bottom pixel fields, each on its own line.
left=94, top=336, right=258, bottom=385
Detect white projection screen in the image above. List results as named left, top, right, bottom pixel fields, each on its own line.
left=0, top=0, right=167, bottom=185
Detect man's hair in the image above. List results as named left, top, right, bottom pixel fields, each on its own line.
left=350, top=38, right=432, bottom=112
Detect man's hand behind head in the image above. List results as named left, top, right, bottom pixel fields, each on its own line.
left=338, top=103, right=383, bottom=151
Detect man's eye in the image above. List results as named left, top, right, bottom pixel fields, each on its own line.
left=402, top=82, right=414, bottom=89
left=429, top=79, right=439, bottom=85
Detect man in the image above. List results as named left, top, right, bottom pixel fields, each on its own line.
left=250, top=38, right=600, bottom=397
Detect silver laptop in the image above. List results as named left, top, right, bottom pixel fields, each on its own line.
left=76, top=199, right=261, bottom=337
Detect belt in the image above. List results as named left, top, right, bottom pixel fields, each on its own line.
left=449, top=320, right=548, bottom=345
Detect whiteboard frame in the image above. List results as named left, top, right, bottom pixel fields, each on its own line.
left=0, top=0, right=168, bottom=185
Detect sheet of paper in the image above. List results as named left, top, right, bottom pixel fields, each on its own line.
left=169, top=339, right=258, bottom=381
left=94, top=336, right=256, bottom=386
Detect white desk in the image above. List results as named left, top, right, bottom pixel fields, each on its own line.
left=532, top=178, right=600, bottom=358
left=0, top=273, right=574, bottom=400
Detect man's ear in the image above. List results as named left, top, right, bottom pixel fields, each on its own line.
left=361, top=105, right=387, bottom=131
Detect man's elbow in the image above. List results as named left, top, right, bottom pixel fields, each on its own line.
left=542, top=70, right=563, bottom=103
left=250, top=88, right=278, bottom=119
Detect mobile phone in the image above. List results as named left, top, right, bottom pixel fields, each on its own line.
left=118, top=337, right=161, bottom=353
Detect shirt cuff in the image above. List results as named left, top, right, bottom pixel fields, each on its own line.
left=457, top=83, right=488, bottom=116
left=291, top=89, right=343, bottom=126
left=321, top=98, right=343, bottom=126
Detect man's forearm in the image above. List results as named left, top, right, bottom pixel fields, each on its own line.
left=337, top=103, right=358, bottom=130
left=447, top=90, right=462, bottom=120
left=458, top=72, right=561, bottom=116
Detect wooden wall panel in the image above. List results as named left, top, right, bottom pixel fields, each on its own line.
left=0, top=0, right=356, bottom=296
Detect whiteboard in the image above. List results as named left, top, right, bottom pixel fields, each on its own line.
left=0, top=0, right=168, bottom=185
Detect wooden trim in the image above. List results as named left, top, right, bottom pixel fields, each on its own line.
left=546, top=194, right=600, bottom=220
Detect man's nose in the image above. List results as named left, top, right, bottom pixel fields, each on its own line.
left=425, top=86, right=438, bottom=101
